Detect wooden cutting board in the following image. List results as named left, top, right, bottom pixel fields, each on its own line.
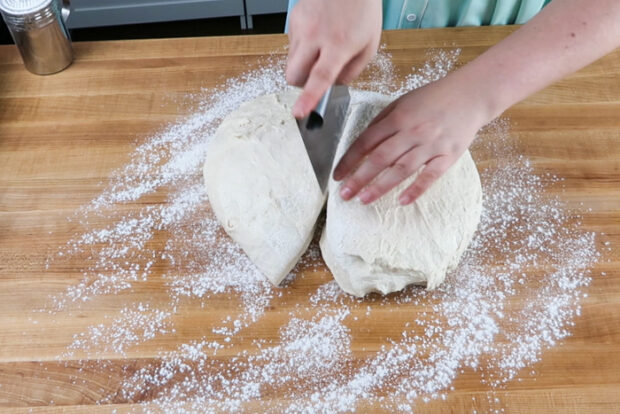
left=0, top=27, right=619, bottom=413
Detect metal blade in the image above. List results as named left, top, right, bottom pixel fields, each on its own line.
left=297, top=85, right=350, bottom=192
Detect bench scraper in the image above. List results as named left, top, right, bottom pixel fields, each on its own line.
left=297, top=85, right=350, bottom=192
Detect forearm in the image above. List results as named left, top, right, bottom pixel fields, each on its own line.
left=446, top=0, right=620, bottom=123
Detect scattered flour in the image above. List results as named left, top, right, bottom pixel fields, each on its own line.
left=39, top=48, right=602, bottom=413
left=64, top=303, right=173, bottom=358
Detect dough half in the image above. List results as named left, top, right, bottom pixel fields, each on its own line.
left=203, top=90, right=325, bottom=285
left=320, top=91, right=483, bottom=297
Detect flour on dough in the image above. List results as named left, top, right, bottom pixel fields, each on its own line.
left=320, top=91, right=483, bottom=297
left=203, top=90, right=324, bottom=286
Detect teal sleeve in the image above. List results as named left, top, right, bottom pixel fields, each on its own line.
left=385, top=0, right=551, bottom=29
left=287, top=0, right=552, bottom=33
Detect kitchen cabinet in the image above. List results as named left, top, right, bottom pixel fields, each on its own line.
left=245, top=0, right=288, bottom=28
left=66, top=0, right=246, bottom=29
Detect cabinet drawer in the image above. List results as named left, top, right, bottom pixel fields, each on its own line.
left=66, top=0, right=245, bottom=29
left=245, top=0, right=288, bottom=15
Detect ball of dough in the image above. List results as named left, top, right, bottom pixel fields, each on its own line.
left=320, top=91, right=483, bottom=297
left=203, top=90, right=325, bottom=286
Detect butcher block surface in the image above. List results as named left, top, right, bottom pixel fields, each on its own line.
left=1, top=27, right=619, bottom=413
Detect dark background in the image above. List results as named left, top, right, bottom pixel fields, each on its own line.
left=0, top=13, right=286, bottom=44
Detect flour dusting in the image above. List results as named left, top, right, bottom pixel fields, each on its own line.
left=40, top=48, right=601, bottom=413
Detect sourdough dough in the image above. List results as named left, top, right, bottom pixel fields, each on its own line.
left=204, top=88, right=482, bottom=295
left=203, top=90, right=324, bottom=285
left=320, top=91, right=483, bottom=297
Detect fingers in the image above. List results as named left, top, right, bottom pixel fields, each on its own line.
left=337, top=46, right=376, bottom=84
left=399, top=155, right=454, bottom=205
left=292, top=51, right=347, bottom=118
left=332, top=114, right=397, bottom=181
left=356, top=145, right=432, bottom=204
left=339, top=132, right=419, bottom=202
left=286, top=43, right=319, bottom=87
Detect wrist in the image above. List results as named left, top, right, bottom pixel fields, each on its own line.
left=435, top=65, right=507, bottom=131
left=445, top=53, right=531, bottom=127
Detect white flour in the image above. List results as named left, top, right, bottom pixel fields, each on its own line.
left=63, top=303, right=173, bottom=358
left=40, top=49, right=602, bottom=413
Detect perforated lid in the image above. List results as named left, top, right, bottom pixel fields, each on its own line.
left=0, top=0, right=52, bottom=15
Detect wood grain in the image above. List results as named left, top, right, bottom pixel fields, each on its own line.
left=1, top=26, right=619, bottom=413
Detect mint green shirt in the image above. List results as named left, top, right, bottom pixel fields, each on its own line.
left=383, top=0, right=552, bottom=29
left=286, top=0, right=552, bottom=31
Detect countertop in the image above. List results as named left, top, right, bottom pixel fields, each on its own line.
left=1, top=27, right=619, bottom=413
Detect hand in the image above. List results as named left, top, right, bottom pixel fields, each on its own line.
left=333, top=77, right=492, bottom=205
left=330, top=0, right=620, bottom=206
left=286, top=0, right=382, bottom=118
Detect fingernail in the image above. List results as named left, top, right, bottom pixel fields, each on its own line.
left=333, top=169, right=343, bottom=181
left=399, top=195, right=411, bottom=205
left=359, top=191, right=372, bottom=204
left=340, top=186, right=352, bottom=200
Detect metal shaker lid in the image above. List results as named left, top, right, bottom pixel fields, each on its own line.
left=0, top=0, right=52, bottom=15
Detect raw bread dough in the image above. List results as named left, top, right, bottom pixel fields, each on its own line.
left=203, top=90, right=324, bottom=286
left=204, top=88, right=482, bottom=295
left=320, top=91, right=483, bottom=297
